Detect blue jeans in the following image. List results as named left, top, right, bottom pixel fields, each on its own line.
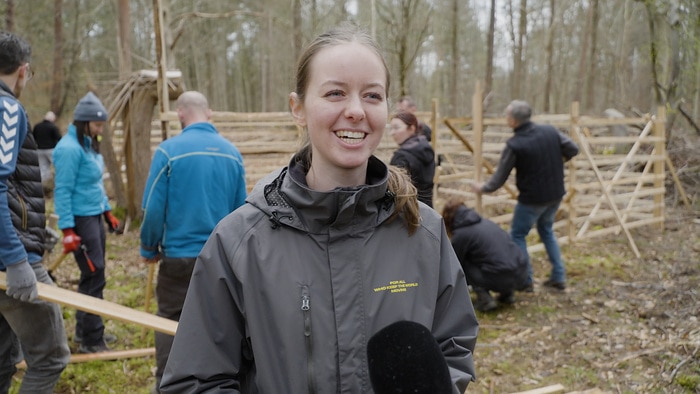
left=0, top=263, right=70, bottom=393
left=510, top=200, right=565, bottom=283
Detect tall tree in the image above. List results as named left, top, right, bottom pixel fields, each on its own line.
left=543, top=0, right=555, bottom=112
left=448, top=0, right=459, bottom=116
left=116, top=0, right=132, bottom=79
left=51, top=0, right=64, bottom=113
left=584, top=0, right=600, bottom=112
left=484, top=0, right=496, bottom=104
left=377, top=0, right=432, bottom=98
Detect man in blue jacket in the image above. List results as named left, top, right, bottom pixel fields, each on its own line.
left=0, top=30, right=70, bottom=393
left=140, top=91, right=247, bottom=393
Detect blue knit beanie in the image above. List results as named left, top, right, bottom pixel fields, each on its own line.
left=73, top=92, right=108, bottom=121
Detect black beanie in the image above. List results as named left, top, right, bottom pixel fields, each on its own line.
left=73, top=92, right=108, bottom=121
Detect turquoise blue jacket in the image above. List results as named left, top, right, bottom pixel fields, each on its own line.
left=53, top=124, right=111, bottom=229
left=140, top=122, right=246, bottom=259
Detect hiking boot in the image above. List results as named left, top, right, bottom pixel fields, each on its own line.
left=474, top=288, right=497, bottom=312
left=78, top=341, right=110, bottom=354
left=517, top=281, right=534, bottom=293
left=74, top=333, right=117, bottom=344
left=543, top=279, right=566, bottom=290
left=497, top=292, right=515, bottom=305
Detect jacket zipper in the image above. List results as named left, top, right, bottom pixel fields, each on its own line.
left=18, top=194, right=28, bottom=230
left=301, top=286, right=317, bottom=394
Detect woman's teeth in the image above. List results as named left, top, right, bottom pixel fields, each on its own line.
left=335, top=130, right=365, bottom=144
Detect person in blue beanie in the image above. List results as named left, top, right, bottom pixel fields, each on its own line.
left=0, top=30, right=70, bottom=393
left=53, top=91, right=121, bottom=353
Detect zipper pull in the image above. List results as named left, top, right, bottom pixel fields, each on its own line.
left=301, top=294, right=310, bottom=311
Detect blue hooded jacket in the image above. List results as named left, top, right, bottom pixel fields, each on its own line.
left=52, top=123, right=111, bottom=229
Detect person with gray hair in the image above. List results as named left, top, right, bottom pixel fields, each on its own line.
left=140, top=91, right=247, bottom=393
left=0, top=30, right=70, bottom=393
left=472, top=100, right=579, bottom=292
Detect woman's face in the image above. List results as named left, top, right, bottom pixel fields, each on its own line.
left=290, top=41, right=388, bottom=186
left=389, top=117, right=414, bottom=145
left=88, top=121, right=106, bottom=137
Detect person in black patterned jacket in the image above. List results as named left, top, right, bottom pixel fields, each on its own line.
left=0, top=30, right=69, bottom=394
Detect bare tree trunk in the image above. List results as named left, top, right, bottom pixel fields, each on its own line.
left=484, top=0, right=496, bottom=101
left=574, top=0, right=593, bottom=104
left=449, top=0, right=458, bottom=116
left=584, top=0, right=599, bottom=112
left=5, top=0, right=13, bottom=31
left=543, top=0, right=555, bottom=112
left=51, top=0, right=64, bottom=113
left=117, top=0, right=132, bottom=79
left=512, top=0, right=527, bottom=99
left=292, top=0, right=302, bottom=63
left=125, top=92, right=158, bottom=218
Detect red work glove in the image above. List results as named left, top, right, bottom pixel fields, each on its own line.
left=104, top=211, right=121, bottom=233
left=62, top=228, right=81, bottom=254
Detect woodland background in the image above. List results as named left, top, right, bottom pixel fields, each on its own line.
left=2, top=0, right=700, bottom=133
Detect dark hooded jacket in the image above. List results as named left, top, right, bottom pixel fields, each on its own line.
left=450, top=205, right=527, bottom=275
left=390, top=135, right=436, bottom=207
left=161, top=155, right=478, bottom=394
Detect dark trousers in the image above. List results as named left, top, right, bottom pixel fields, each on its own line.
left=73, top=215, right=107, bottom=346
left=154, top=257, right=196, bottom=387
left=0, top=263, right=70, bottom=393
left=464, top=264, right=529, bottom=296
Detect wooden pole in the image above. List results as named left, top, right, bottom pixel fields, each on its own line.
left=652, top=106, right=666, bottom=229
left=472, top=81, right=484, bottom=212
left=16, top=348, right=156, bottom=368
left=0, top=272, right=177, bottom=335
left=153, top=0, right=170, bottom=141
left=141, top=263, right=157, bottom=339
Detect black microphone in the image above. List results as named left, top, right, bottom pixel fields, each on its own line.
left=367, top=320, right=453, bottom=394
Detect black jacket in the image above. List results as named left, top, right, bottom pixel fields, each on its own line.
left=32, top=120, right=62, bottom=149
left=390, top=135, right=436, bottom=207
left=506, top=121, right=579, bottom=204
left=450, top=205, right=527, bottom=275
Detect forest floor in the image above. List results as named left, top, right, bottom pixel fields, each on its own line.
left=472, top=205, right=700, bottom=393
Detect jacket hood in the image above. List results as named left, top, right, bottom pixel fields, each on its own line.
left=452, top=205, right=482, bottom=229
left=247, top=155, right=396, bottom=234
left=399, top=135, right=434, bottom=165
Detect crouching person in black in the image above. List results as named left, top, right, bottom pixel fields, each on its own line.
left=443, top=199, right=529, bottom=312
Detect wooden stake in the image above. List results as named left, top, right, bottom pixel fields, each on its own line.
left=141, top=263, right=157, bottom=339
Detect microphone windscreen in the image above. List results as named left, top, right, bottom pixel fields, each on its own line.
left=367, top=320, right=452, bottom=394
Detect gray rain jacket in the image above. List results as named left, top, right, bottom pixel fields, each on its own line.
left=161, top=156, right=478, bottom=394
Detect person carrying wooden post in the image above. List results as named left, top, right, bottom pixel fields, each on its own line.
left=0, top=30, right=70, bottom=393
left=139, top=91, right=247, bottom=394
left=471, top=100, right=579, bottom=292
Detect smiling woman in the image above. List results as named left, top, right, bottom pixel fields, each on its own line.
left=160, top=23, right=478, bottom=394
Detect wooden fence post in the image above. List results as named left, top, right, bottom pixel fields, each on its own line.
left=568, top=102, right=579, bottom=244
left=472, top=81, right=484, bottom=213
left=653, top=106, right=666, bottom=229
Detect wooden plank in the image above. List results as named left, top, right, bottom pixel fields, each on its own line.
left=16, top=348, right=156, bottom=368
left=508, top=383, right=565, bottom=394
left=0, top=272, right=177, bottom=335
